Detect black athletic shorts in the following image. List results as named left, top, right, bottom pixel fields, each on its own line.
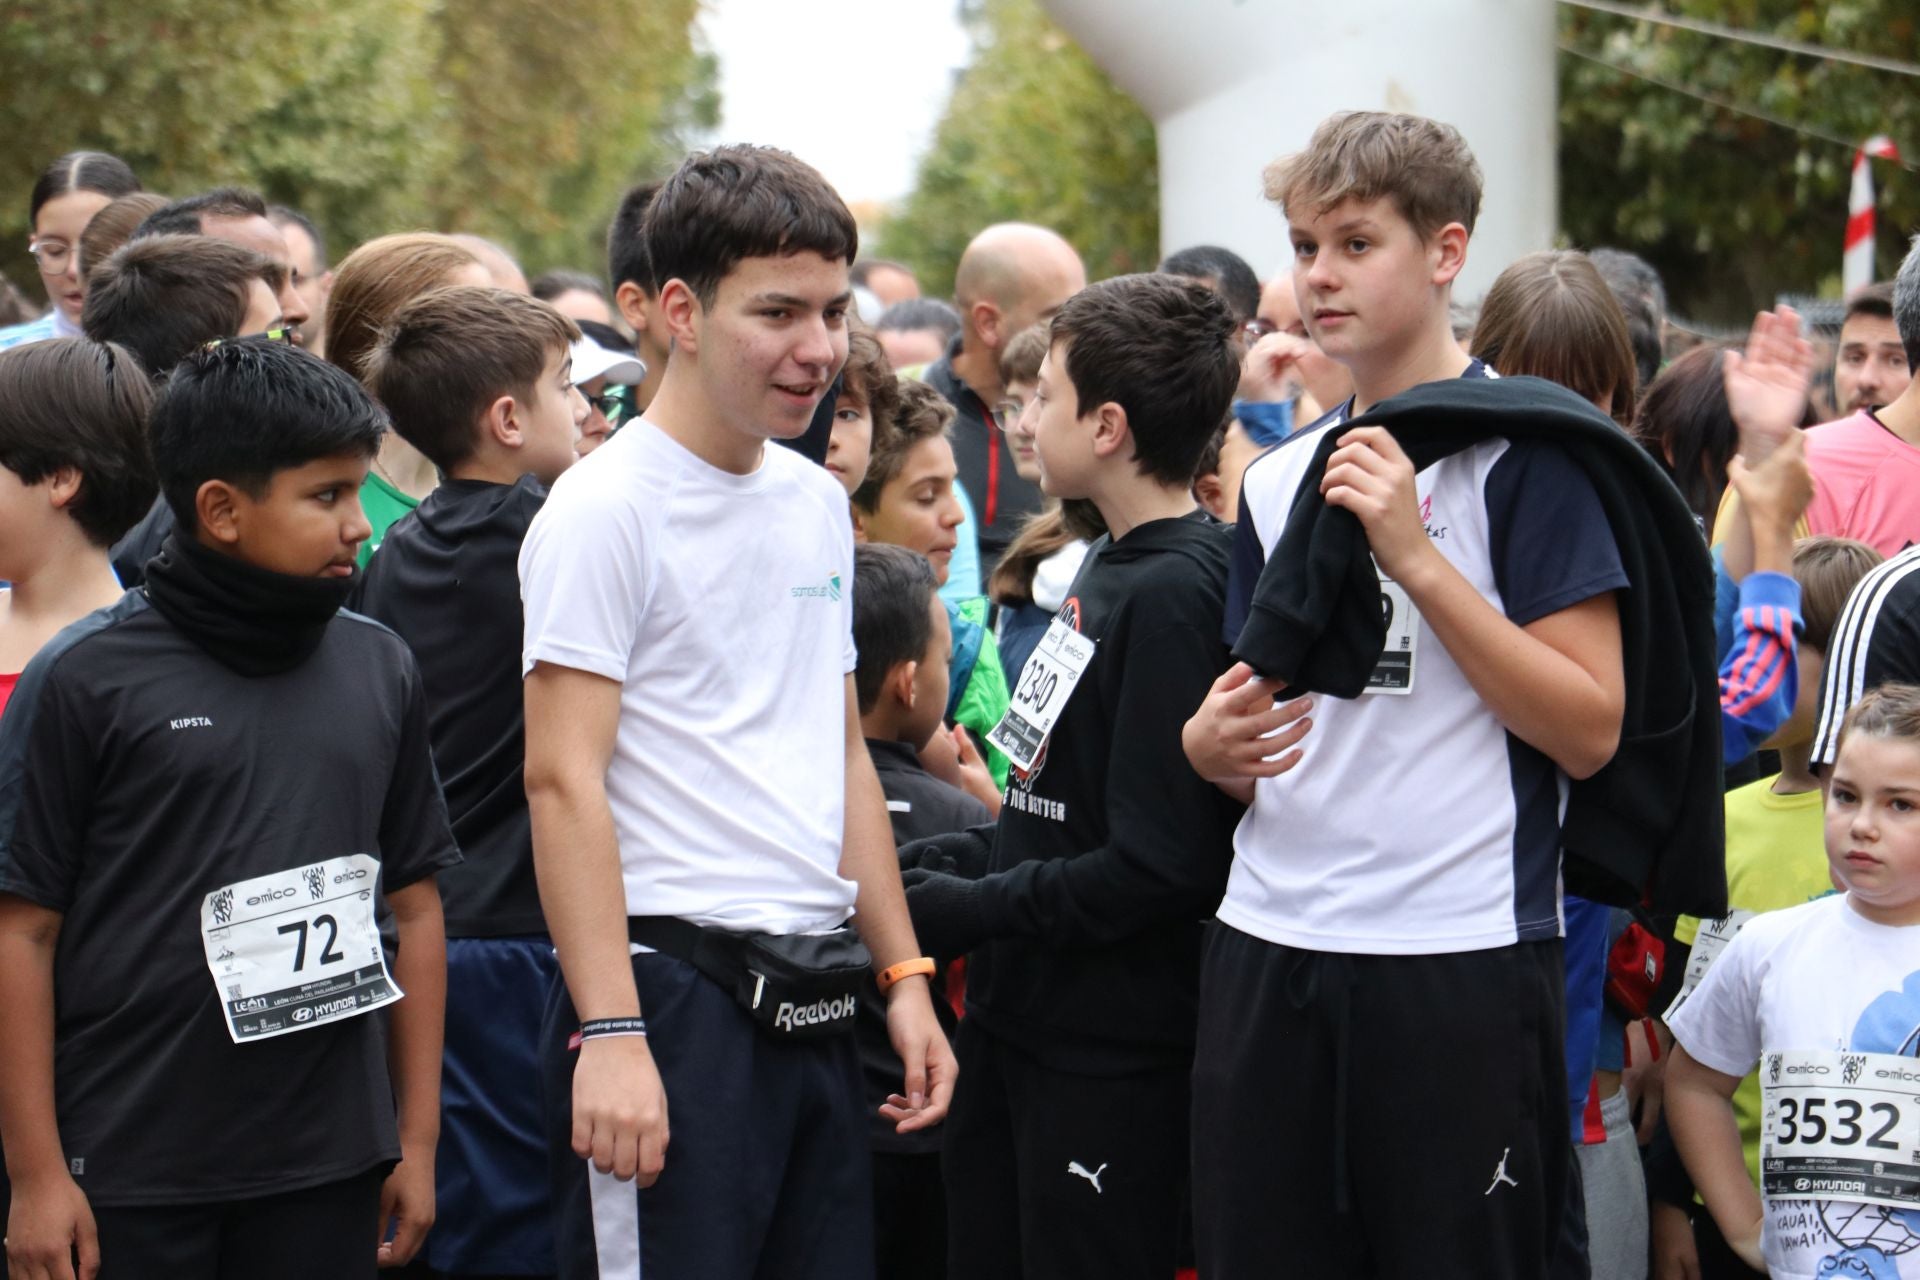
left=943, top=1019, right=1190, bottom=1280
left=1191, top=923, right=1572, bottom=1279
left=88, top=1167, right=386, bottom=1280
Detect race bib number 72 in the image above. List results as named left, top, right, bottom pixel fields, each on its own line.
left=200, top=853, right=401, bottom=1044
left=1762, top=1048, right=1920, bottom=1209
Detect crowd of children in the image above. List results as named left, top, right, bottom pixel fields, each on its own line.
left=3, top=104, right=1920, bottom=1280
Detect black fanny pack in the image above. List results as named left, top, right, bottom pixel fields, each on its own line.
left=627, top=916, right=869, bottom=1039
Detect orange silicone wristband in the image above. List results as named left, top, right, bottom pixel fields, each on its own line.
left=877, top=957, right=937, bottom=992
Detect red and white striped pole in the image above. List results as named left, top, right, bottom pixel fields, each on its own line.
left=1844, top=135, right=1901, bottom=293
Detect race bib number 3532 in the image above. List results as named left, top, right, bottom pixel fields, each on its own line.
left=1761, top=1048, right=1920, bottom=1210
left=200, top=853, right=401, bottom=1044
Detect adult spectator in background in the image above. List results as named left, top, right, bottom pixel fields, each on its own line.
left=77, top=193, right=168, bottom=284
left=925, top=222, right=1085, bottom=571
left=853, top=259, right=921, bottom=308
left=326, top=233, right=492, bottom=563
left=1803, top=239, right=1920, bottom=758
left=571, top=317, right=647, bottom=453
left=1159, top=243, right=1260, bottom=328
left=1717, top=241, right=1920, bottom=569
left=133, top=187, right=310, bottom=345
left=606, top=180, right=670, bottom=413
left=1833, top=281, right=1910, bottom=416
left=0, top=151, right=142, bottom=351
left=1233, top=269, right=1352, bottom=443
left=876, top=297, right=962, bottom=371
left=451, top=233, right=531, bottom=293
left=87, top=234, right=288, bottom=585
left=269, top=204, right=335, bottom=358
left=533, top=268, right=615, bottom=328
left=1590, top=246, right=1668, bottom=393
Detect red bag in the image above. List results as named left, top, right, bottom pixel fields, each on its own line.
left=1603, top=912, right=1666, bottom=1021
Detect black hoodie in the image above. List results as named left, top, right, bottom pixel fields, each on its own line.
left=351, top=476, right=548, bottom=937
left=967, top=511, right=1244, bottom=1074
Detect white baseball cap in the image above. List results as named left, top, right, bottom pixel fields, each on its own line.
left=570, top=337, right=645, bottom=387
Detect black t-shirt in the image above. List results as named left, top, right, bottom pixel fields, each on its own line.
left=859, top=738, right=988, bottom=1154
left=968, top=513, right=1245, bottom=1074
left=352, top=475, right=546, bottom=937
left=0, top=592, right=460, bottom=1206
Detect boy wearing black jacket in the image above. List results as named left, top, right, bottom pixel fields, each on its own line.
left=853, top=542, right=989, bottom=1280
left=351, top=285, right=584, bottom=1278
left=903, top=272, right=1243, bottom=1280
left=0, top=339, right=458, bottom=1279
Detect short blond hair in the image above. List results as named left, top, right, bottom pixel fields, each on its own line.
left=1264, top=111, right=1482, bottom=242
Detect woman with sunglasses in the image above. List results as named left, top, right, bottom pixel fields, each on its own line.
left=0, top=152, right=142, bottom=352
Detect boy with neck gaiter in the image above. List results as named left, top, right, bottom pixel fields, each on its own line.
left=0, top=338, right=459, bottom=1280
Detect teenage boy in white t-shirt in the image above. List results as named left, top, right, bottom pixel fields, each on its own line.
left=1182, top=111, right=1629, bottom=1278
left=518, top=144, right=955, bottom=1280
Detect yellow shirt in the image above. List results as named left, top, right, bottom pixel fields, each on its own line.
left=1674, top=776, right=1832, bottom=1185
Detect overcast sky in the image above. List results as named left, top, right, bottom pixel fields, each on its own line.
left=704, top=0, right=972, bottom=207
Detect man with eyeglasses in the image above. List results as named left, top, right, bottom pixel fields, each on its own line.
left=132, top=188, right=311, bottom=347
left=1234, top=268, right=1354, bottom=445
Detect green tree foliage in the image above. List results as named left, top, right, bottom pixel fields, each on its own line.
left=0, top=0, right=711, bottom=306
left=1560, top=1, right=1920, bottom=322
left=427, top=0, right=714, bottom=272
left=876, top=0, right=1158, bottom=296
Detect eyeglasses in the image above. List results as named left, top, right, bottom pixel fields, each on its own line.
left=1242, top=318, right=1278, bottom=343
left=201, top=328, right=299, bottom=352
left=27, top=240, right=75, bottom=273
left=992, top=396, right=1027, bottom=433
left=585, top=383, right=636, bottom=425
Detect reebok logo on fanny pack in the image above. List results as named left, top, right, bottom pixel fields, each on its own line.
left=773, top=994, right=857, bottom=1032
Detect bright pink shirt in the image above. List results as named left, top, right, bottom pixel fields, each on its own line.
left=0, top=672, right=16, bottom=721
left=1804, top=409, right=1920, bottom=556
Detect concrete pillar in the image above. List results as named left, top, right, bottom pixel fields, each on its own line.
left=1040, top=0, right=1557, bottom=297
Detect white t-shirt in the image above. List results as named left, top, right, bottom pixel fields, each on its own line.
left=1217, top=385, right=1627, bottom=954
left=519, top=421, right=859, bottom=933
left=1668, top=894, right=1920, bottom=1279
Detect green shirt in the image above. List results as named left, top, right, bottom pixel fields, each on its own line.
left=357, top=471, right=422, bottom=568
left=951, top=596, right=1012, bottom=790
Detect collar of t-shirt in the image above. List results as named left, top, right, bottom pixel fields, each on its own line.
left=865, top=736, right=927, bottom=776
left=1327, top=358, right=1492, bottom=427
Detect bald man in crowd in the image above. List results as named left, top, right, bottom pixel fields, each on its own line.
left=450, top=233, right=531, bottom=294
left=924, top=222, right=1086, bottom=568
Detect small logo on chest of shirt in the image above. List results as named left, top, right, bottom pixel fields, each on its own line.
left=790, top=572, right=842, bottom=601
left=168, top=716, right=214, bottom=730
left=1420, top=494, right=1448, bottom=541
